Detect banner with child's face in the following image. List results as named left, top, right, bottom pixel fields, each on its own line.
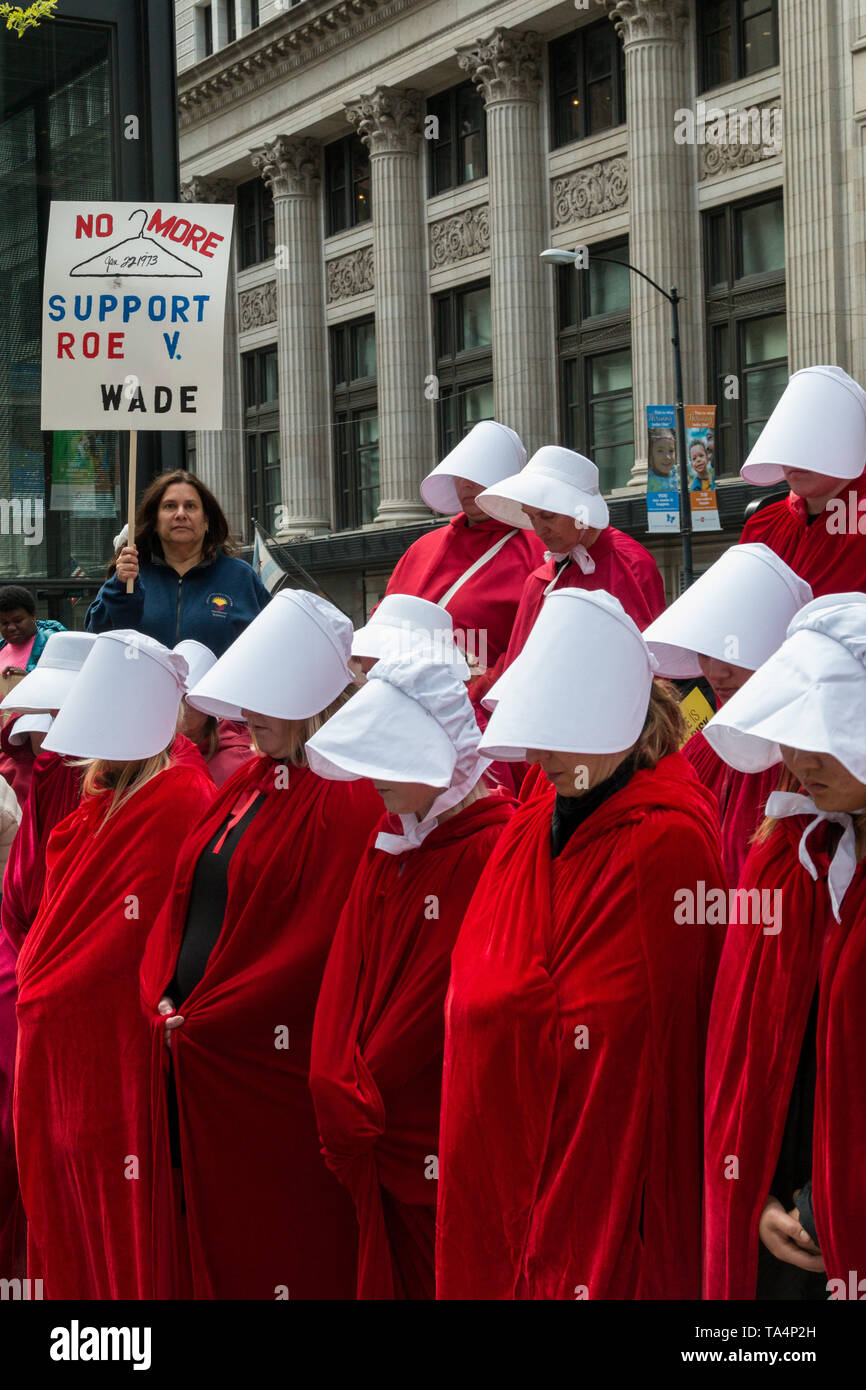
left=646, top=405, right=679, bottom=533
left=685, top=405, right=721, bottom=531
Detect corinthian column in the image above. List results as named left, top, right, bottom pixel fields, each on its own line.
left=778, top=0, right=844, bottom=365
left=457, top=27, right=555, bottom=455
left=346, top=87, right=430, bottom=525
left=180, top=175, right=246, bottom=539
left=603, top=0, right=699, bottom=488
left=250, top=136, right=330, bottom=536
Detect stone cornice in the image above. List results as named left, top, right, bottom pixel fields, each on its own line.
left=250, top=135, right=321, bottom=196
left=180, top=175, right=234, bottom=203
left=345, top=86, right=424, bottom=155
left=602, top=0, right=689, bottom=45
left=457, top=27, right=543, bottom=105
left=177, top=0, right=416, bottom=128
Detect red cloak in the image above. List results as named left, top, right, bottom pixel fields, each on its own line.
left=683, top=729, right=781, bottom=884
left=0, top=716, right=35, bottom=808
left=385, top=514, right=545, bottom=672
left=139, top=756, right=382, bottom=1300
left=205, top=719, right=255, bottom=787
left=14, top=762, right=215, bottom=1299
left=740, top=471, right=866, bottom=596
left=309, top=793, right=515, bottom=1300
left=437, top=753, right=725, bottom=1300
left=704, top=819, right=866, bottom=1297
left=470, top=527, right=666, bottom=709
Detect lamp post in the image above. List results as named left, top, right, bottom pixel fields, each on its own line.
left=540, top=247, right=693, bottom=590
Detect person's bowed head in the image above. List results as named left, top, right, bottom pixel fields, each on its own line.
left=348, top=594, right=473, bottom=687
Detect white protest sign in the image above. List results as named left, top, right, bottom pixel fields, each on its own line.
left=40, top=201, right=234, bottom=430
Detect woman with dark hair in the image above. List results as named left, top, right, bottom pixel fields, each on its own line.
left=85, top=471, right=271, bottom=656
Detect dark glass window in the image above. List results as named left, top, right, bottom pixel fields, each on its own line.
left=202, top=4, right=213, bottom=57
left=549, top=20, right=626, bottom=149
left=427, top=82, right=487, bottom=195
left=698, top=0, right=778, bottom=91
left=324, top=135, right=371, bottom=237
left=237, top=176, right=275, bottom=270
left=704, top=196, right=787, bottom=473
left=250, top=0, right=259, bottom=27
left=331, top=318, right=378, bottom=529
left=433, top=282, right=493, bottom=457
left=226, top=0, right=236, bottom=45
left=557, top=241, right=633, bottom=493
left=244, top=348, right=280, bottom=535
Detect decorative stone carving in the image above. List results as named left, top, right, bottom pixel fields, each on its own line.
left=345, top=86, right=423, bottom=155
left=238, top=281, right=277, bottom=330
left=326, top=246, right=375, bottom=303
left=603, top=0, right=689, bottom=44
left=180, top=175, right=234, bottom=203
left=551, top=157, right=629, bottom=227
left=457, top=27, right=543, bottom=105
left=698, top=102, right=783, bottom=180
left=429, top=206, right=490, bottom=268
left=250, top=135, right=320, bottom=197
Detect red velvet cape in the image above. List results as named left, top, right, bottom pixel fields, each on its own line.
left=309, top=793, right=515, bottom=1300
left=385, top=514, right=545, bottom=672
left=0, top=717, right=35, bottom=808
left=14, top=762, right=215, bottom=1298
left=704, top=818, right=866, bottom=1297
left=470, top=526, right=666, bottom=709
left=683, top=729, right=780, bottom=885
left=437, top=753, right=725, bottom=1300
left=740, top=472, right=866, bottom=596
left=139, top=755, right=382, bottom=1299
left=205, top=719, right=254, bottom=787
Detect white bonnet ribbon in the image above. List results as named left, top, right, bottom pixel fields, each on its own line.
left=765, top=790, right=863, bottom=923
left=373, top=662, right=491, bottom=856
left=544, top=545, right=596, bottom=576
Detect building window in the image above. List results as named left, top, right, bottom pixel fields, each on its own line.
left=237, top=177, right=275, bottom=269
left=243, top=347, right=280, bottom=535
left=199, top=4, right=213, bottom=58
left=427, top=82, right=487, bottom=195
left=185, top=432, right=197, bottom=474
left=557, top=241, right=633, bottom=493
left=331, top=318, right=379, bottom=529
left=704, top=195, right=786, bottom=473
left=549, top=20, right=626, bottom=149
left=250, top=0, right=259, bottom=27
left=433, top=281, right=494, bottom=457
left=698, top=0, right=779, bottom=91
left=324, top=135, right=371, bottom=237
left=225, top=0, right=236, bottom=45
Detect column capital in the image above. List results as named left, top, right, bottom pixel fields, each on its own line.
left=180, top=174, right=234, bottom=203
left=345, top=86, right=424, bottom=155
left=250, top=135, right=321, bottom=197
left=457, top=27, right=543, bottom=105
left=602, top=0, right=689, bottom=46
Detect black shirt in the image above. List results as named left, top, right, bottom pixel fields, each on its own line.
left=550, top=754, right=639, bottom=859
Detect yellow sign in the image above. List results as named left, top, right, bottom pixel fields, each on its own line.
left=679, top=686, right=715, bottom=745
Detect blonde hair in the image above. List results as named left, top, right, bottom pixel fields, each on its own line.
left=631, top=679, right=686, bottom=771
left=79, top=749, right=172, bottom=828
left=250, top=684, right=356, bottom=768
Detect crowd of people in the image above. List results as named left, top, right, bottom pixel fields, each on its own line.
left=0, top=362, right=864, bottom=1300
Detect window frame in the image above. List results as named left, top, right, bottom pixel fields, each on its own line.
left=697, top=0, right=779, bottom=92
left=556, top=240, right=634, bottom=492
left=243, top=346, right=280, bottom=537
left=426, top=81, right=488, bottom=196
left=324, top=134, right=372, bottom=238
left=433, top=279, right=494, bottom=457
left=236, top=176, right=275, bottom=271
left=548, top=19, right=626, bottom=151
left=703, top=193, right=787, bottom=475
left=330, top=316, right=379, bottom=530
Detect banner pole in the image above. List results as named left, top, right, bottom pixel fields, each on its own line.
left=126, top=430, right=137, bottom=594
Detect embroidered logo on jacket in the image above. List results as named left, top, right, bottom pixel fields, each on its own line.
left=207, top=592, right=233, bottom=617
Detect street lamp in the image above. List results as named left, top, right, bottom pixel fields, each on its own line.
left=540, top=247, right=693, bottom=589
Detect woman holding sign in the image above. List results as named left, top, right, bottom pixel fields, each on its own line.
left=86, top=471, right=270, bottom=657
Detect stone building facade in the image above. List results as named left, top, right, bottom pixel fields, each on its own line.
left=174, top=0, right=866, bottom=621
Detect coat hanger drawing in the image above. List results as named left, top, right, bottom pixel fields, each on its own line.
left=70, top=209, right=203, bottom=278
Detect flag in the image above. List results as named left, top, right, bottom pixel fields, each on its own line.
left=252, top=522, right=286, bottom=595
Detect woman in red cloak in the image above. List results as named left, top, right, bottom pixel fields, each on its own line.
left=14, top=630, right=214, bottom=1299
left=140, top=591, right=382, bottom=1299
left=739, top=366, right=866, bottom=597
left=306, top=656, right=514, bottom=1298
left=437, top=588, right=726, bottom=1300
left=643, top=543, right=812, bottom=883
left=173, top=640, right=254, bottom=788
left=703, top=593, right=866, bottom=1299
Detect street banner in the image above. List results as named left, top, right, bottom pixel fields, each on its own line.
left=685, top=404, right=721, bottom=531
left=646, top=405, right=680, bottom=533
left=40, top=201, right=234, bottom=431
